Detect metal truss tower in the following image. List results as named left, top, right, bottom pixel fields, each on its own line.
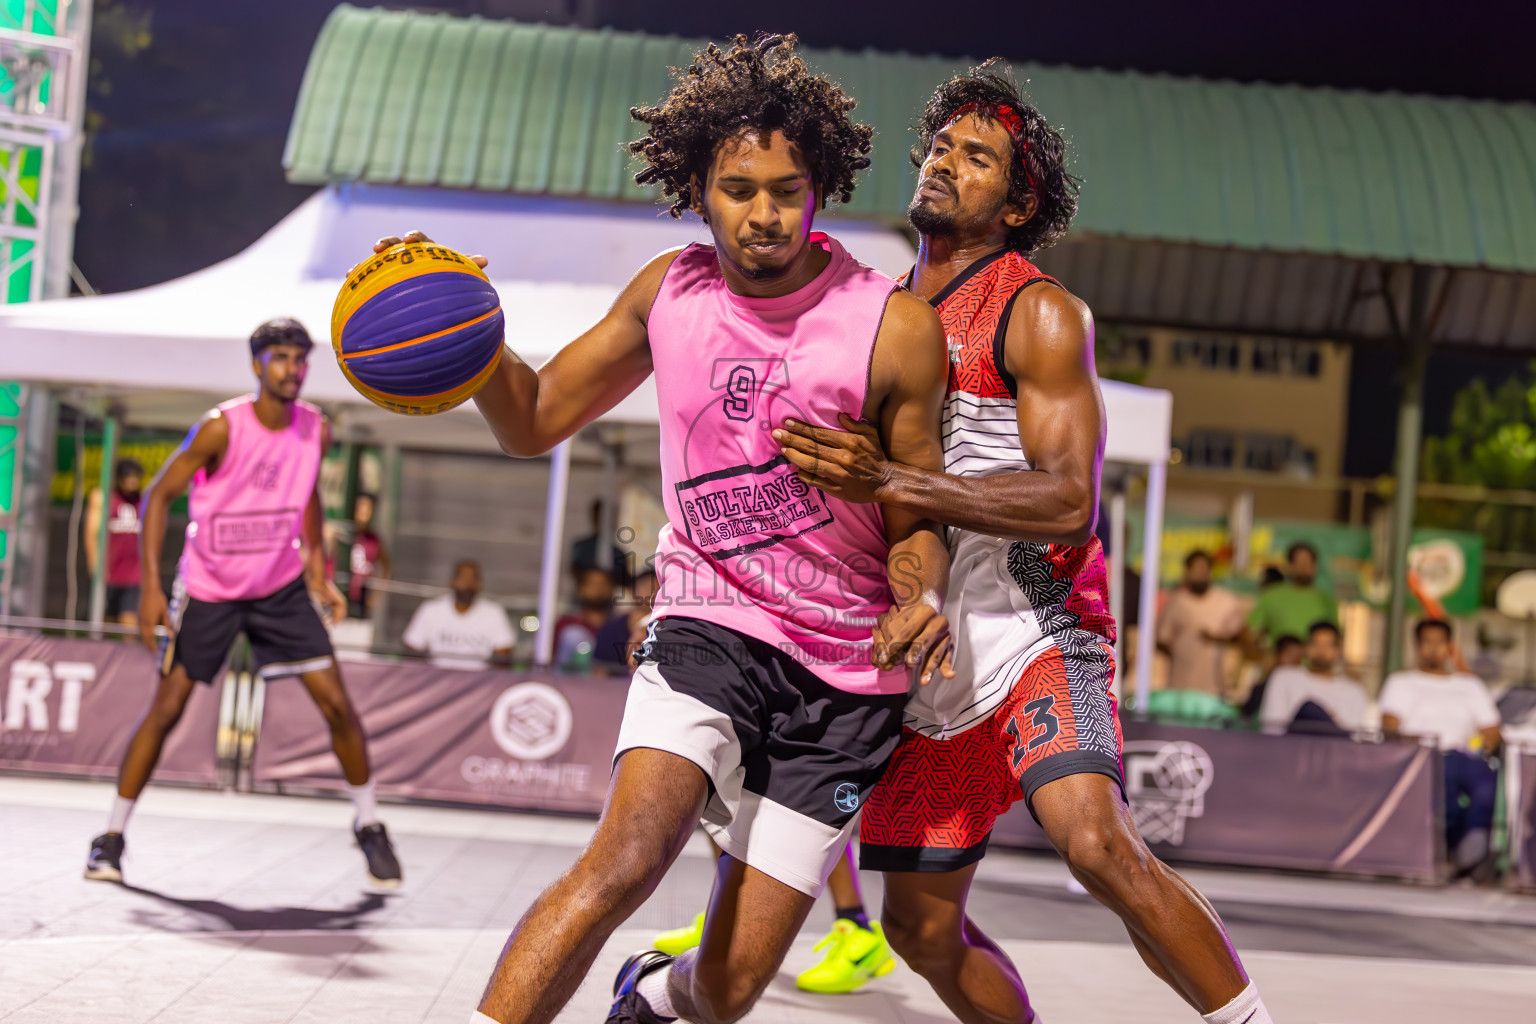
left=0, top=0, right=90, bottom=302
left=0, top=1, right=90, bottom=616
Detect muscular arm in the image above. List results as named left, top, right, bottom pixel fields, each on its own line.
left=472, top=251, right=674, bottom=456
left=867, top=292, right=953, bottom=680
left=885, top=285, right=1101, bottom=543
left=136, top=413, right=228, bottom=647
left=779, top=283, right=1104, bottom=546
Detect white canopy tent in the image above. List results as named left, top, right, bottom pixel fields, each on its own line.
left=0, top=184, right=1170, bottom=706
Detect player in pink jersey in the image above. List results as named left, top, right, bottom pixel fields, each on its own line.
left=778, top=65, right=1269, bottom=1024
left=376, top=35, right=953, bottom=1024
left=85, top=319, right=401, bottom=891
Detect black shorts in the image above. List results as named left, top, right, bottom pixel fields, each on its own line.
left=162, top=574, right=335, bottom=684
left=615, top=616, right=907, bottom=896
left=105, top=584, right=140, bottom=619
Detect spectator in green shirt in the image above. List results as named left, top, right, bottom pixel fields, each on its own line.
left=1245, top=542, right=1338, bottom=650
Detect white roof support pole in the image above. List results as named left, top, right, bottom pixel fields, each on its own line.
left=535, top=439, right=573, bottom=666
left=1108, top=487, right=1127, bottom=700
left=1134, top=459, right=1167, bottom=717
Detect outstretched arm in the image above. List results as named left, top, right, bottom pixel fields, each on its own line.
left=372, top=232, right=673, bottom=457
left=867, top=291, right=954, bottom=685
left=778, top=284, right=1104, bottom=546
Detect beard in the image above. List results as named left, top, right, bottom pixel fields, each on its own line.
left=907, top=194, right=958, bottom=237
left=738, top=259, right=791, bottom=282
left=453, top=588, right=476, bottom=606
left=1187, top=581, right=1210, bottom=596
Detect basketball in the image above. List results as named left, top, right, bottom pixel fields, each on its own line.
left=331, top=242, right=504, bottom=415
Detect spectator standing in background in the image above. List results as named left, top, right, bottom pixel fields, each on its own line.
left=552, top=565, right=618, bottom=670
left=1258, top=622, right=1366, bottom=735
left=1246, top=542, right=1338, bottom=651
left=1157, top=550, right=1245, bottom=696
left=402, top=560, right=514, bottom=670
left=1381, top=619, right=1503, bottom=876
left=346, top=492, right=389, bottom=620
left=84, top=458, right=144, bottom=627
left=569, top=498, right=632, bottom=587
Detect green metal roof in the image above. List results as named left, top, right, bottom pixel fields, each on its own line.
left=286, top=3, right=1536, bottom=274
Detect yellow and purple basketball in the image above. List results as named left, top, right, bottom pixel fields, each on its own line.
left=331, top=242, right=504, bottom=415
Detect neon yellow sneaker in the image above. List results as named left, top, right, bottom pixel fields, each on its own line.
left=652, top=911, right=704, bottom=955
left=795, top=918, right=897, bottom=993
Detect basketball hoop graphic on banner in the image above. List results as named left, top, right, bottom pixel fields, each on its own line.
left=1123, top=740, right=1215, bottom=846
left=489, top=683, right=574, bottom=762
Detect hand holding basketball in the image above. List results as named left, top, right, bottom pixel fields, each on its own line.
left=372, top=230, right=489, bottom=269
left=332, top=234, right=503, bottom=416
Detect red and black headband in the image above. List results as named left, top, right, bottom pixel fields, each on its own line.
left=942, top=101, right=1037, bottom=192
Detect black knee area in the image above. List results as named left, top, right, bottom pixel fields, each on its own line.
left=575, top=837, right=669, bottom=924
left=689, top=962, right=764, bottom=1024
left=882, top=902, right=962, bottom=979
left=314, top=695, right=354, bottom=732
left=145, top=696, right=188, bottom=734
left=1060, top=821, right=1156, bottom=906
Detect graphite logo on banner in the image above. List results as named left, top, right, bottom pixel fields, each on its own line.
left=461, top=681, right=590, bottom=797
left=0, top=660, right=95, bottom=743
left=489, top=682, right=573, bottom=761
left=1123, top=740, right=1214, bottom=846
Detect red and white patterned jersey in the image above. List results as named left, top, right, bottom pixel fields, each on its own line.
left=903, top=249, right=1116, bottom=738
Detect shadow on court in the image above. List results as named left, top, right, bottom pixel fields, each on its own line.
left=119, top=883, right=390, bottom=932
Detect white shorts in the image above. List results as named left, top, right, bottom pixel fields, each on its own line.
left=613, top=617, right=906, bottom=896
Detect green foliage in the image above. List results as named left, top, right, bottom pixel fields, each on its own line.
left=1420, top=363, right=1536, bottom=600
left=1422, top=366, right=1536, bottom=490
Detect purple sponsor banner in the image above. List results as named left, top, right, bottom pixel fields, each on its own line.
left=1518, top=748, right=1536, bottom=890
left=991, top=721, right=1441, bottom=881
left=252, top=661, right=626, bottom=814
left=0, top=635, right=222, bottom=783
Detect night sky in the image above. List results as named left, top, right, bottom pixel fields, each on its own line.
left=75, top=0, right=1536, bottom=474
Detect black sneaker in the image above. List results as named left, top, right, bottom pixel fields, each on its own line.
left=608, top=950, right=676, bottom=1023
left=85, top=832, right=125, bottom=882
left=354, top=822, right=402, bottom=889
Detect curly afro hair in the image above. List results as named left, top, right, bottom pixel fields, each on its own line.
left=912, top=59, right=1081, bottom=255
left=628, top=34, right=873, bottom=219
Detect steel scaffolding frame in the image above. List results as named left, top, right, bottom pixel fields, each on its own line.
left=0, top=1, right=89, bottom=616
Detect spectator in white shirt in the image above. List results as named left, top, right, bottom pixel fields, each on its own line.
left=402, top=560, right=515, bottom=671
left=1258, top=621, right=1367, bottom=735
left=1380, top=619, right=1502, bottom=875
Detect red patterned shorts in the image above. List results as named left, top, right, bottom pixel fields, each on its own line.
left=859, top=644, right=1123, bottom=872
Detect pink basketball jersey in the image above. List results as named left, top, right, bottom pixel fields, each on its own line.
left=647, top=234, right=907, bottom=696
left=179, top=396, right=323, bottom=602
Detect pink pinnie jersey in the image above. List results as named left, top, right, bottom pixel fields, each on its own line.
left=648, top=234, right=909, bottom=696
left=179, top=396, right=323, bottom=603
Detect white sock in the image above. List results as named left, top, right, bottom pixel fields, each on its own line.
left=636, top=964, right=678, bottom=1020
left=107, top=796, right=135, bottom=835
left=347, top=779, right=379, bottom=828
left=1202, top=983, right=1272, bottom=1024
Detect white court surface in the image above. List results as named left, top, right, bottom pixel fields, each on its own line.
left=3, top=776, right=1535, bottom=1024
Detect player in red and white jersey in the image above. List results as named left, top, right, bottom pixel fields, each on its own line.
left=777, top=63, right=1269, bottom=1024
